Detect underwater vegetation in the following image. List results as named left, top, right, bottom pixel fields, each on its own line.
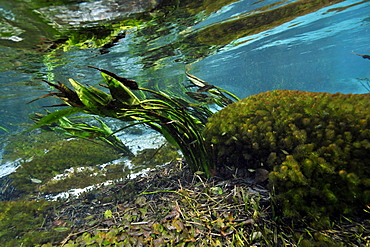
left=28, top=68, right=239, bottom=177
left=4, top=132, right=121, bottom=195
left=3, top=132, right=65, bottom=161
left=38, top=162, right=128, bottom=195
left=40, top=143, right=180, bottom=194
left=130, top=143, right=180, bottom=168
left=4, top=128, right=173, bottom=196
left=204, top=89, right=370, bottom=227
left=1, top=160, right=368, bottom=246
left=0, top=199, right=66, bottom=246
left=30, top=114, right=134, bottom=157
left=5, top=87, right=369, bottom=245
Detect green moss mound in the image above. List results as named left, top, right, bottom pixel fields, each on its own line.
left=204, top=90, right=370, bottom=225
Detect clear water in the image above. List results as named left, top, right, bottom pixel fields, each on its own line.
left=0, top=0, right=369, bottom=176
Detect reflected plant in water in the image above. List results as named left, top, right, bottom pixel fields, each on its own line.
left=28, top=67, right=239, bottom=177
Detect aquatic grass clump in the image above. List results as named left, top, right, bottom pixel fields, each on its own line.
left=204, top=89, right=370, bottom=226
left=29, top=68, right=239, bottom=177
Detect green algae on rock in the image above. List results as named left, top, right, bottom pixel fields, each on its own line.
left=203, top=89, right=370, bottom=226
left=6, top=132, right=121, bottom=195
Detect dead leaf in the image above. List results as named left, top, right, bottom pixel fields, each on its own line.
left=240, top=218, right=255, bottom=226
left=171, top=219, right=185, bottom=232
left=160, top=206, right=180, bottom=223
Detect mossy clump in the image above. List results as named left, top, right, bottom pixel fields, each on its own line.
left=204, top=90, right=370, bottom=225
left=8, top=132, right=121, bottom=194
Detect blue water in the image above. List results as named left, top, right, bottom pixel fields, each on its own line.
left=0, top=0, right=369, bottom=175
left=191, top=0, right=370, bottom=98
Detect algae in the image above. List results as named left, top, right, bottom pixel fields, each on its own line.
left=204, top=90, right=370, bottom=226
left=4, top=131, right=121, bottom=195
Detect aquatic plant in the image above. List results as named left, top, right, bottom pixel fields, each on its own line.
left=352, top=51, right=370, bottom=60
left=204, top=89, right=370, bottom=226
left=193, top=0, right=344, bottom=46
left=40, top=19, right=143, bottom=54
left=29, top=68, right=239, bottom=177
left=3, top=131, right=65, bottom=162
left=30, top=113, right=134, bottom=157
left=0, top=200, right=67, bottom=246
left=0, top=125, right=8, bottom=132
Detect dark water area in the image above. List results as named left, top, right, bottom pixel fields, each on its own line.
left=0, top=0, right=369, bottom=175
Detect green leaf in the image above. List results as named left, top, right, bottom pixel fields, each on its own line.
left=210, top=187, right=223, bottom=195
left=27, top=107, right=83, bottom=131
left=0, top=126, right=9, bottom=132
left=30, top=177, right=42, bottom=184
left=86, top=84, right=113, bottom=105
left=69, top=78, right=113, bottom=109
left=57, top=116, right=74, bottom=128
left=161, top=127, right=180, bottom=149
left=53, top=227, right=70, bottom=232
left=186, top=72, right=209, bottom=88
left=104, top=209, right=113, bottom=218
left=94, top=117, right=114, bottom=135
left=101, top=73, right=140, bottom=106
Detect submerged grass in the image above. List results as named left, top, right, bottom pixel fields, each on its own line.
left=28, top=68, right=239, bottom=177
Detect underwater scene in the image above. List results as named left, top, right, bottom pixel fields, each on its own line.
left=0, top=0, right=369, bottom=246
